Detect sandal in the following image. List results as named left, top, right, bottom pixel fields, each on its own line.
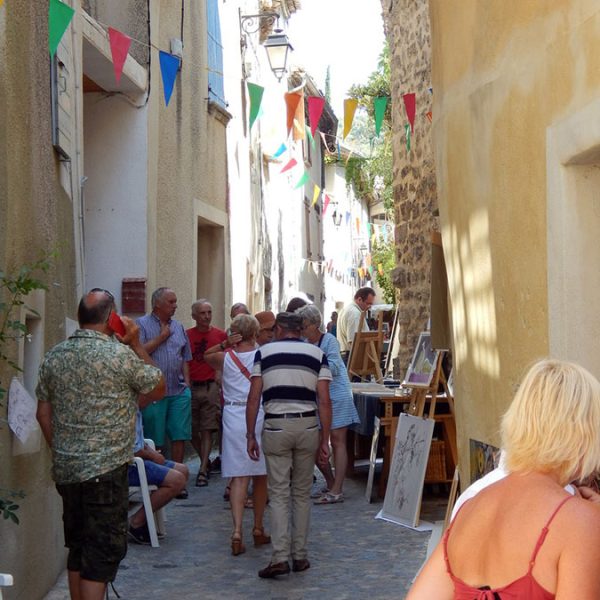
left=310, top=487, right=329, bottom=499
left=313, top=492, right=344, bottom=505
left=231, top=532, right=246, bottom=556
left=195, top=471, right=209, bottom=487
left=244, top=496, right=254, bottom=509
left=252, top=527, right=271, bottom=547
left=223, top=485, right=231, bottom=501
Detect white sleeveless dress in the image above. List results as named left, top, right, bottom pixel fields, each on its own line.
left=221, top=349, right=266, bottom=478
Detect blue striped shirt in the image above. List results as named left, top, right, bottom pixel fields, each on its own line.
left=252, top=338, right=331, bottom=414
left=136, top=313, right=192, bottom=396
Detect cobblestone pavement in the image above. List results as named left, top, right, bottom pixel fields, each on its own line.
left=44, top=457, right=445, bottom=600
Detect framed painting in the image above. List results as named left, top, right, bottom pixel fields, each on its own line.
left=403, top=332, right=440, bottom=388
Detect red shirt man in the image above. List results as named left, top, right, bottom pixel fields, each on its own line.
left=186, top=300, right=227, bottom=485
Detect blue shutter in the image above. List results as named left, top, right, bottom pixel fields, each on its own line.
left=207, top=0, right=226, bottom=106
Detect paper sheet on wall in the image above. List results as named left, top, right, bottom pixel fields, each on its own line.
left=8, top=377, right=38, bottom=443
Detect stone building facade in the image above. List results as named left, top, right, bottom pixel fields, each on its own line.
left=379, top=0, right=438, bottom=375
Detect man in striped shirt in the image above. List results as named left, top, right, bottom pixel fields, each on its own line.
left=246, top=312, right=332, bottom=578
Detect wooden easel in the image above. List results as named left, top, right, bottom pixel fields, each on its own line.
left=346, top=312, right=384, bottom=383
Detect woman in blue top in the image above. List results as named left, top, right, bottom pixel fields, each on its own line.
left=298, top=304, right=360, bottom=504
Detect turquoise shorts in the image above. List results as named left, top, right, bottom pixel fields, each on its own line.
left=141, top=389, right=192, bottom=446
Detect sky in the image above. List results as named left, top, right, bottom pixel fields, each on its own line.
left=287, top=0, right=386, bottom=119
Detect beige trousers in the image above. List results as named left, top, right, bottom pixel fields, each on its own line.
left=261, top=415, right=319, bottom=563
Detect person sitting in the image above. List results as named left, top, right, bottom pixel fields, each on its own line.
left=407, top=358, right=600, bottom=598
left=128, top=410, right=190, bottom=544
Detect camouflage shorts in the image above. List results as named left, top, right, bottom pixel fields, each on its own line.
left=56, top=464, right=129, bottom=582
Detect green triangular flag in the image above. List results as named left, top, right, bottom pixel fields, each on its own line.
left=247, top=82, right=264, bottom=130
left=293, top=171, right=309, bottom=190
left=405, top=123, right=411, bottom=152
left=306, top=127, right=316, bottom=150
left=374, top=96, right=388, bottom=137
left=49, top=0, right=75, bottom=58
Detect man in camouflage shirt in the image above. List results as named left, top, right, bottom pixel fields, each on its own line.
left=36, top=289, right=165, bottom=600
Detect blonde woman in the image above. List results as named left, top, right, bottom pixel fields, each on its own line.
left=204, top=314, right=269, bottom=556
left=408, top=359, right=600, bottom=599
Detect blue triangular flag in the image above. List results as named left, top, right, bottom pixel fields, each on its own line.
left=159, top=51, right=180, bottom=106
left=273, top=143, right=287, bottom=158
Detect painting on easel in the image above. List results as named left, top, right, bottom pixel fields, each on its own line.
left=403, top=332, right=440, bottom=388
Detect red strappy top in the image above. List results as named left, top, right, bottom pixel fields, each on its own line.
left=443, top=495, right=573, bottom=600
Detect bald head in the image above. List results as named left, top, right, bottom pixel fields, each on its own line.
left=77, top=290, right=114, bottom=327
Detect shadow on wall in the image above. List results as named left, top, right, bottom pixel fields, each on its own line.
left=444, top=207, right=500, bottom=379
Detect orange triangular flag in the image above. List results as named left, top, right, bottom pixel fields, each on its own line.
left=426, top=111, right=432, bottom=123
left=285, top=92, right=302, bottom=137
left=343, top=98, right=358, bottom=139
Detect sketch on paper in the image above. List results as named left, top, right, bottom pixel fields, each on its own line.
left=381, top=414, right=435, bottom=528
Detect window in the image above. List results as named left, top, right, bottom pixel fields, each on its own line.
left=207, top=0, right=226, bottom=107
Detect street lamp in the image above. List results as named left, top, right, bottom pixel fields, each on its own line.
left=263, top=31, right=293, bottom=82
left=239, top=10, right=293, bottom=81
left=359, top=243, right=368, bottom=257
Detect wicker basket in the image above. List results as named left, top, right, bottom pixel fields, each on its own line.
left=425, top=440, right=447, bottom=482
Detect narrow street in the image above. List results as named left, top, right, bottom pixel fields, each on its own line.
left=44, top=457, right=444, bottom=600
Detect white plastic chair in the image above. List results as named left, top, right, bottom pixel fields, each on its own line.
left=0, top=574, right=13, bottom=600
left=128, top=439, right=166, bottom=548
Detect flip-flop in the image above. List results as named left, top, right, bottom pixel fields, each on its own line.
left=313, top=492, right=344, bottom=505
left=196, top=471, right=209, bottom=487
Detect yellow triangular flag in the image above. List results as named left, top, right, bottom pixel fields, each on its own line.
left=343, top=98, right=358, bottom=139
left=312, top=185, right=321, bottom=207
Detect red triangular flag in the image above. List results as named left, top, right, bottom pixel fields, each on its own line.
left=403, top=93, right=416, bottom=133
left=285, top=93, right=302, bottom=137
left=280, top=158, right=297, bottom=174
left=307, top=96, right=325, bottom=137
left=323, top=194, right=331, bottom=215
left=108, top=27, right=132, bottom=85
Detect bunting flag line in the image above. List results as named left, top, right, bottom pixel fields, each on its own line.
left=355, top=217, right=360, bottom=234
left=280, top=158, right=297, bottom=174
left=343, top=98, right=358, bottom=139
left=159, top=51, right=180, bottom=106
left=293, top=171, right=309, bottom=190
left=311, top=185, right=321, bottom=207
left=403, top=93, right=416, bottom=133
left=273, top=143, right=287, bottom=158
left=49, top=0, right=75, bottom=57
left=366, top=223, right=372, bottom=238
left=307, top=96, right=325, bottom=137
left=108, top=27, right=132, bottom=84
left=323, top=194, right=331, bottom=215
left=285, top=92, right=302, bottom=137
left=405, top=123, right=411, bottom=152
left=247, top=82, right=264, bottom=130
left=373, top=96, right=388, bottom=137
left=345, top=211, right=351, bottom=225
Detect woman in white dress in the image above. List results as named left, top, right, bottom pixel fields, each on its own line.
left=204, top=314, right=270, bottom=556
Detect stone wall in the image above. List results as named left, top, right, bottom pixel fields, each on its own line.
left=379, top=0, right=439, bottom=376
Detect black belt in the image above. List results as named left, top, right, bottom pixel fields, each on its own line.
left=192, top=380, right=215, bottom=387
left=264, top=410, right=316, bottom=420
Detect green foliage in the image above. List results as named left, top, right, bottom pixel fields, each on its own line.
left=0, top=252, right=55, bottom=526
left=371, top=237, right=396, bottom=304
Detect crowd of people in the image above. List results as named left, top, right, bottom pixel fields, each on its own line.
left=34, top=283, right=600, bottom=599
left=35, top=285, right=379, bottom=598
